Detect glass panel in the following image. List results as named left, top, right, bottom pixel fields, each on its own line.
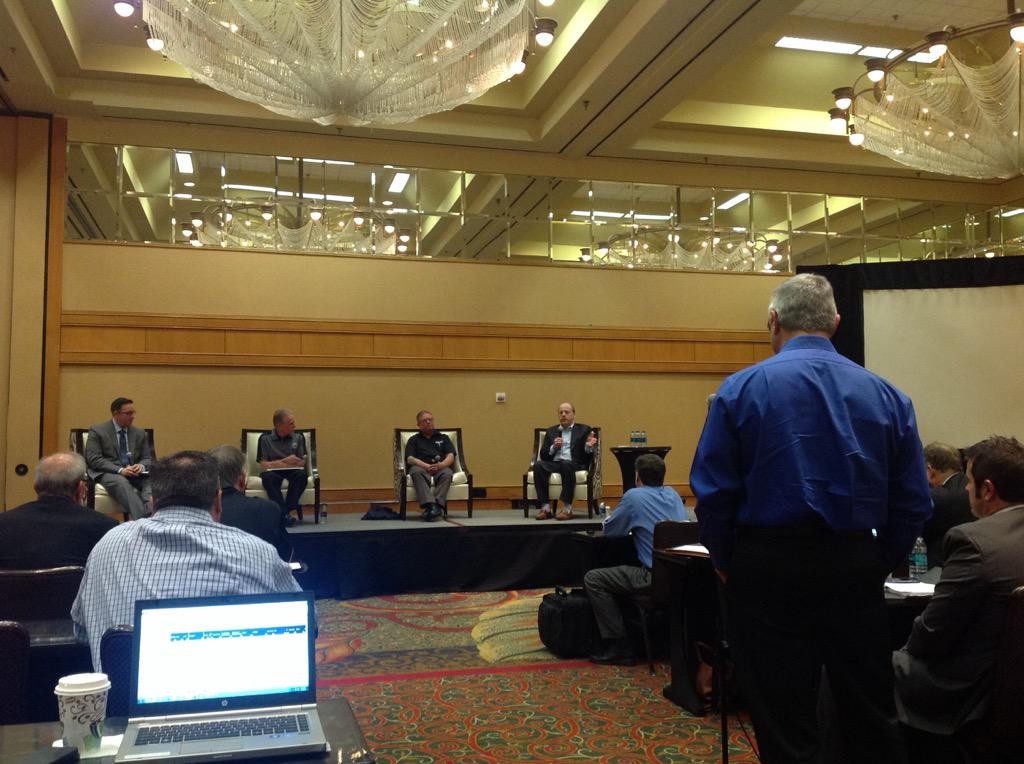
left=65, top=191, right=122, bottom=241
left=824, top=195, right=863, bottom=238
left=123, top=146, right=172, bottom=197
left=786, top=193, right=826, bottom=234
left=551, top=220, right=591, bottom=263
left=678, top=187, right=714, bottom=228
left=713, top=189, right=751, bottom=237
left=509, top=219, right=550, bottom=260
left=66, top=144, right=120, bottom=192
left=460, top=217, right=508, bottom=260
left=751, top=191, right=791, bottom=233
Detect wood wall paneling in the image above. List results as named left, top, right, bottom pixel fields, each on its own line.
left=300, top=332, right=374, bottom=357
left=146, top=328, right=225, bottom=354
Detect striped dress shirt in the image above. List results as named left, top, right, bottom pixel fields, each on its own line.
left=71, top=506, right=301, bottom=671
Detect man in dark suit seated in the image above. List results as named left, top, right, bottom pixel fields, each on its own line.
left=209, top=444, right=291, bottom=561
left=533, top=402, right=597, bottom=521
left=0, top=452, right=117, bottom=569
left=84, top=396, right=153, bottom=520
left=257, top=408, right=308, bottom=526
left=922, top=441, right=973, bottom=568
left=894, top=436, right=1024, bottom=739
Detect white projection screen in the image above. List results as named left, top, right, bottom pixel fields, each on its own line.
left=863, top=285, right=1024, bottom=448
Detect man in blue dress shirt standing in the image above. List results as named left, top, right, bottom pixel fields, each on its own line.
left=690, top=273, right=932, bottom=764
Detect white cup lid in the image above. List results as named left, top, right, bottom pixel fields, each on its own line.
left=55, top=672, right=111, bottom=695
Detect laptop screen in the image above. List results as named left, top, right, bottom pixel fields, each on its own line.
left=129, top=591, right=317, bottom=717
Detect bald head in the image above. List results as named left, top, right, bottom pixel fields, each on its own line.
left=34, top=452, right=88, bottom=500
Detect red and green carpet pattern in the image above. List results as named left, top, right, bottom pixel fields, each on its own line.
left=314, top=591, right=758, bottom=762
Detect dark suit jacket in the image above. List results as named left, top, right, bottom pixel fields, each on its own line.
left=0, top=495, right=118, bottom=569
left=219, top=487, right=292, bottom=561
left=923, top=472, right=973, bottom=568
left=540, top=422, right=594, bottom=468
left=84, top=420, right=153, bottom=479
left=894, top=504, right=1024, bottom=734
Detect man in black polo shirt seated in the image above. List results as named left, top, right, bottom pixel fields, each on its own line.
left=257, top=408, right=308, bottom=526
left=404, top=410, right=455, bottom=522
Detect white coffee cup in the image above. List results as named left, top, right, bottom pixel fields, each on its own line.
left=54, top=672, right=111, bottom=753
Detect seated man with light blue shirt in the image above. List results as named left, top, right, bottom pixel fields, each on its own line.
left=533, top=402, right=597, bottom=520
left=584, top=453, right=687, bottom=665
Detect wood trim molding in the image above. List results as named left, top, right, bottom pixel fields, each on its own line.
left=60, top=312, right=772, bottom=373
left=43, top=118, right=68, bottom=455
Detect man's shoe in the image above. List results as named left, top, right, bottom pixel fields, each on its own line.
left=285, top=516, right=298, bottom=527
left=535, top=509, right=554, bottom=520
left=555, top=509, right=574, bottom=521
left=589, top=639, right=636, bottom=666
left=420, top=507, right=432, bottom=521
left=428, top=505, right=445, bottom=520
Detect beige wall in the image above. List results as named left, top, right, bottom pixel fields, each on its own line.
left=0, top=116, right=50, bottom=507
left=59, top=242, right=781, bottom=497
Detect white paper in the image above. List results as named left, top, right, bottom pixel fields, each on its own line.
left=669, top=543, right=710, bottom=557
left=884, top=581, right=935, bottom=597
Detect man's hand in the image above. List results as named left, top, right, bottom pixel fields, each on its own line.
left=553, top=436, right=564, bottom=450
left=280, top=454, right=305, bottom=468
left=426, top=462, right=442, bottom=474
left=121, top=464, right=144, bottom=477
left=586, top=432, right=598, bottom=448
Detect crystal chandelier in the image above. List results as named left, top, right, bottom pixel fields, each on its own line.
left=142, top=0, right=534, bottom=126
left=829, top=2, right=1024, bottom=179
left=590, top=228, right=786, bottom=272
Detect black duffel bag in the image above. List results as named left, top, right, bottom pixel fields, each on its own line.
left=538, top=586, right=598, bottom=658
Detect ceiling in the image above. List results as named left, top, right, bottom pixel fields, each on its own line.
left=1, top=0, right=1016, bottom=185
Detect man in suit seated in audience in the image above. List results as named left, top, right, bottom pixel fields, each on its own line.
left=257, top=408, right=308, bottom=526
left=72, top=450, right=300, bottom=671
left=584, top=454, right=687, bottom=665
left=533, top=402, right=597, bottom=521
left=0, top=452, right=117, bottom=569
left=209, top=444, right=291, bottom=561
left=404, top=409, right=455, bottom=522
left=894, top=436, right=1024, bottom=741
left=84, top=396, right=153, bottom=520
left=922, top=441, right=973, bottom=568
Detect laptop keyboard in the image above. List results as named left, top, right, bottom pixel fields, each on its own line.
left=135, top=714, right=310, bottom=745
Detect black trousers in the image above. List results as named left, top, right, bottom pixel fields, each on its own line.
left=533, top=459, right=581, bottom=505
left=261, top=469, right=308, bottom=516
left=725, top=527, right=906, bottom=764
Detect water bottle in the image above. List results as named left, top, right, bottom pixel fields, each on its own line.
left=640, top=430, right=647, bottom=447
left=908, top=537, right=928, bottom=578
left=629, top=430, right=637, bottom=447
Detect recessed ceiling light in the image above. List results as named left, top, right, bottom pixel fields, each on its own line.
left=717, top=192, right=750, bottom=210
left=775, top=36, right=860, bottom=55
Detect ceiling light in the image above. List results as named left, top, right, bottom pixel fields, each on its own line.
left=534, top=18, right=557, bottom=47
left=397, top=243, right=408, bottom=253
left=865, top=58, right=886, bottom=82
left=261, top=207, right=273, bottom=221
left=926, top=31, right=949, bottom=58
left=766, top=239, right=779, bottom=254
left=849, top=127, right=865, bottom=146
left=309, top=208, right=323, bottom=222
left=222, top=184, right=276, bottom=194
left=145, top=23, right=165, bottom=52
left=828, top=108, right=849, bottom=133
left=398, top=229, right=411, bottom=243
left=538, top=0, right=555, bottom=6
left=857, top=46, right=895, bottom=58
left=174, top=152, right=194, bottom=174
left=383, top=219, right=396, bottom=235
left=190, top=239, right=203, bottom=247
left=181, top=226, right=194, bottom=238
left=775, top=36, right=861, bottom=55
left=182, top=180, right=196, bottom=188
left=832, top=87, right=853, bottom=111
left=113, top=1, right=136, bottom=18
left=999, top=208, right=1024, bottom=217
left=510, top=49, right=529, bottom=76
left=353, top=215, right=365, bottom=226
left=1012, top=13, right=1024, bottom=42
left=222, top=211, right=233, bottom=222
left=579, top=247, right=592, bottom=262
left=717, top=192, right=749, bottom=211
left=985, top=250, right=996, bottom=258
left=190, top=213, right=203, bottom=227
left=596, top=241, right=609, bottom=256
left=388, top=172, right=410, bottom=193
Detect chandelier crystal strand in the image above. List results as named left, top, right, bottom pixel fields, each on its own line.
left=142, top=0, right=531, bottom=126
left=851, top=45, right=1024, bottom=179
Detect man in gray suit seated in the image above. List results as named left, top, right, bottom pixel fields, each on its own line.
left=894, top=435, right=1024, bottom=737
left=84, top=397, right=153, bottom=520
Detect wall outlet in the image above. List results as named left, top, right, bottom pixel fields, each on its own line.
left=496, top=392, right=507, bottom=403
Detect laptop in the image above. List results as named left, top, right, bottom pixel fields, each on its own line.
left=115, top=591, right=327, bottom=763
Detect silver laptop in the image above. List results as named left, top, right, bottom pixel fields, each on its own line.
left=115, top=591, right=327, bottom=763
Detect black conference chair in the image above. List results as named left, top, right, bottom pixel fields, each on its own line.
left=100, top=625, right=134, bottom=718
left=0, top=620, right=31, bottom=724
left=629, top=520, right=700, bottom=675
left=0, top=566, right=85, bottom=621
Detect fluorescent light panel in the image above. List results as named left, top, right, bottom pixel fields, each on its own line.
left=388, top=172, right=411, bottom=193
left=717, top=192, right=749, bottom=210
left=775, top=36, right=861, bottom=55
left=174, top=152, right=194, bottom=174
left=1000, top=208, right=1024, bottom=218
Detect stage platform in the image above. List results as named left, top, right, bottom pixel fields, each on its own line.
left=289, top=508, right=619, bottom=600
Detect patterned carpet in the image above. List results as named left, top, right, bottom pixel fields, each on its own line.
left=314, top=591, right=759, bottom=763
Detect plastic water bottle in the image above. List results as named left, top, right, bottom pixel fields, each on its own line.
left=640, top=430, right=647, bottom=447
left=908, top=537, right=928, bottom=578
left=630, top=430, right=638, bottom=447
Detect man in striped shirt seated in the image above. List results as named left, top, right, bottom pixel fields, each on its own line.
left=71, top=450, right=301, bottom=671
